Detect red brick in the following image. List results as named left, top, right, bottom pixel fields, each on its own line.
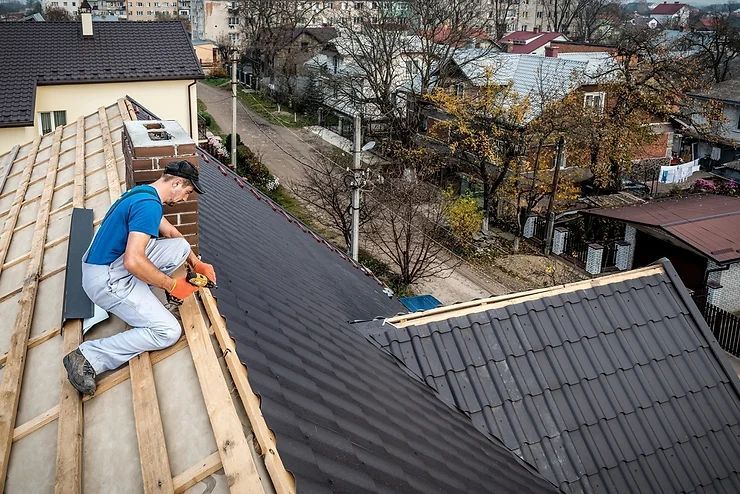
left=130, top=144, right=177, bottom=158
left=158, top=155, right=199, bottom=170
left=163, top=200, right=197, bottom=214
left=176, top=222, right=198, bottom=236
left=133, top=169, right=163, bottom=183
left=174, top=143, right=197, bottom=156
left=179, top=212, right=197, bottom=224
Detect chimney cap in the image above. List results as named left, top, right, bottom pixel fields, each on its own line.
left=80, top=0, right=92, bottom=12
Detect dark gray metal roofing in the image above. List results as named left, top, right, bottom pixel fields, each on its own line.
left=367, top=262, right=740, bottom=493
left=197, top=156, right=556, bottom=493
left=0, top=21, right=203, bottom=127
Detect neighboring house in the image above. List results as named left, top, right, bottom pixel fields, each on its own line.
left=683, top=78, right=740, bottom=169
left=124, top=0, right=181, bottom=20
left=650, top=1, right=691, bottom=29
left=0, top=98, right=557, bottom=493
left=192, top=38, right=221, bottom=75
left=192, top=0, right=240, bottom=45
left=258, top=27, right=338, bottom=96
left=498, top=30, right=568, bottom=55
left=585, top=194, right=740, bottom=313
left=0, top=19, right=203, bottom=154
left=366, top=260, right=740, bottom=493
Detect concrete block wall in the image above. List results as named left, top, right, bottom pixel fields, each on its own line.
left=585, top=244, right=604, bottom=275
left=623, top=225, right=636, bottom=270
left=122, top=120, right=200, bottom=254
left=707, top=261, right=740, bottom=313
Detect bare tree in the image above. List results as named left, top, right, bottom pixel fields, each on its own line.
left=292, top=152, right=374, bottom=251
left=366, top=177, right=453, bottom=287
left=543, top=0, right=581, bottom=34
left=239, top=0, right=326, bottom=88
left=679, top=13, right=740, bottom=83
left=570, top=0, right=619, bottom=42
left=43, top=6, right=74, bottom=21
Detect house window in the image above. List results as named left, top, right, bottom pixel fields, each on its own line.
left=455, top=83, right=465, bottom=97
left=583, top=92, right=605, bottom=112
left=536, top=11, right=543, bottom=18
left=522, top=11, right=528, bottom=18
left=736, top=111, right=740, bottom=131
left=522, top=24, right=527, bottom=31
left=39, top=111, right=67, bottom=135
left=229, top=33, right=239, bottom=43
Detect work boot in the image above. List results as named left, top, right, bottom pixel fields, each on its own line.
left=63, top=349, right=97, bottom=396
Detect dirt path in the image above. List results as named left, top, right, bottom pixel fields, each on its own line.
left=197, top=82, right=331, bottom=186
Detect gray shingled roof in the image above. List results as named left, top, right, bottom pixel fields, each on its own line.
left=366, top=262, right=740, bottom=493
left=196, top=156, right=557, bottom=493
left=0, top=21, right=203, bottom=127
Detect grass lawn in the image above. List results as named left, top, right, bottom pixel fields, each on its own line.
left=236, top=90, right=313, bottom=128
left=202, top=77, right=230, bottom=88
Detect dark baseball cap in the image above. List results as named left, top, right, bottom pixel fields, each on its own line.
left=164, top=160, right=205, bottom=194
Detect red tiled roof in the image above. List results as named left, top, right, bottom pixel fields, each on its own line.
left=587, top=195, right=740, bottom=263
left=498, top=31, right=565, bottom=54
left=651, top=2, right=686, bottom=15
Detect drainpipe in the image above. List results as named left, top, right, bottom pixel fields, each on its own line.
left=187, top=79, right=197, bottom=140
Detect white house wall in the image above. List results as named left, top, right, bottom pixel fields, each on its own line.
left=0, top=79, right=197, bottom=154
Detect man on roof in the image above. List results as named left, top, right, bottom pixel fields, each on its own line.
left=62, top=161, right=216, bottom=396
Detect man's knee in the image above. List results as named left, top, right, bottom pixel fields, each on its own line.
left=174, top=237, right=190, bottom=265
left=152, top=316, right=182, bottom=348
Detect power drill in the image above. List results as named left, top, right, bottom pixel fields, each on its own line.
left=165, top=270, right=217, bottom=306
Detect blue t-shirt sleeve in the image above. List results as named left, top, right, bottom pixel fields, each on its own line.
left=128, top=200, right=161, bottom=237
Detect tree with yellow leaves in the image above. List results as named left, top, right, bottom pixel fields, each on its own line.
left=429, top=74, right=530, bottom=233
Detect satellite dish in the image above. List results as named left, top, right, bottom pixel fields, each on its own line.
left=361, top=141, right=376, bottom=152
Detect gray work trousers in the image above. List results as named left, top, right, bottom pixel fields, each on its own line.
left=78, top=237, right=190, bottom=374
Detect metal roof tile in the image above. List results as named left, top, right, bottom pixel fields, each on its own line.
left=373, top=264, right=740, bottom=492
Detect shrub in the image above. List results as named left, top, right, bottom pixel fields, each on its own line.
left=443, top=189, right=483, bottom=249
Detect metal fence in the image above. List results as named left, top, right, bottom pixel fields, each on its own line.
left=695, top=300, right=740, bottom=358
left=532, top=216, right=548, bottom=243
left=601, top=240, right=620, bottom=272
left=560, top=235, right=589, bottom=268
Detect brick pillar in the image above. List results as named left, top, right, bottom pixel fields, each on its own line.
left=615, top=241, right=632, bottom=271
left=122, top=120, right=200, bottom=254
left=523, top=215, right=536, bottom=238
left=623, top=224, right=636, bottom=270
left=552, top=227, right=568, bottom=255
left=585, top=243, right=604, bottom=275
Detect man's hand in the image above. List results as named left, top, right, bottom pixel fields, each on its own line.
left=168, top=277, right=199, bottom=300
left=192, top=260, right=217, bottom=283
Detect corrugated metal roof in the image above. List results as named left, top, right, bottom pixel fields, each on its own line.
left=586, top=195, right=740, bottom=263
left=367, top=262, right=740, bottom=493
left=0, top=22, right=203, bottom=127
left=197, top=160, right=557, bottom=493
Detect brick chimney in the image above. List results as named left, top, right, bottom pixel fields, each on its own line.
left=545, top=45, right=559, bottom=57
left=122, top=120, right=200, bottom=254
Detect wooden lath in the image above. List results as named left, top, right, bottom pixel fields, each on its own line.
left=54, top=320, right=84, bottom=494
left=54, top=117, right=87, bottom=494
left=387, top=265, right=667, bottom=328
left=0, top=145, right=20, bottom=196
left=98, top=106, right=122, bottom=203
left=0, top=128, right=63, bottom=491
left=201, top=289, right=296, bottom=494
left=180, top=295, right=267, bottom=494
left=130, top=353, right=174, bottom=493
left=0, top=136, right=41, bottom=276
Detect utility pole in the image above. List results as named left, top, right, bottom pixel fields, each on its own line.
left=350, top=113, right=362, bottom=261
left=231, top=49, right=237, bottom=170
left=544, top=136, right=565, bottom=255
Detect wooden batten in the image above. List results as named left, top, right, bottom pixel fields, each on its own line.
left=179, top=295, right=267, bottom=494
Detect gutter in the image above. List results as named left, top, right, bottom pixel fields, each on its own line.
left=187, top=79, right=197, bottom=138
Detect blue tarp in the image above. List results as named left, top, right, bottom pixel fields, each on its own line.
left=399, top=295, right=442, bottom=312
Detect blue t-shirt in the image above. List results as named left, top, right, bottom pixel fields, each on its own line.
left=85, top=185, right=163, bottom=265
